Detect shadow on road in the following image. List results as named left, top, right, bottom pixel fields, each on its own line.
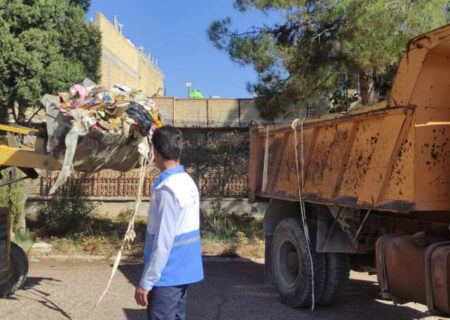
left=11, top=277, right=72, bottom=320
left=21, top=276, right=62, bottom=292
left=123, top=308, right=147, bottom=320
left=117, top=259, right=430, bottom=320
left=118, top=263, right=141, bottom=287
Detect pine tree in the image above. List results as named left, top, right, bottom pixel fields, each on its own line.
left=209, top=0, right=450, bottom=119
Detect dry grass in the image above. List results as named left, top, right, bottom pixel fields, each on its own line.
left=234, top=237, right=265, bottom=260
left=202, top=235, right=265, bottom=260
left=26, top=209, right=265, bottom=260
left=31, top=232, right=265, bottom=260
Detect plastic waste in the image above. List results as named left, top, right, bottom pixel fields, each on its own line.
left=126, top=102, right=154, bottom=136
left=40, top=79, right=165, bottom=194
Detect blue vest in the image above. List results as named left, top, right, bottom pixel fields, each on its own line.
left=144, top=166, right=204, bottom=287
left=144, top=229, right=203, bottom=286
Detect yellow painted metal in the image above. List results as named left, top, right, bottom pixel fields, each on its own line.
left=0, top=123, right=60, bottom=170
left=249, top=105, right=416, bottom=211
left=0, top=145, right=60, bottom=170
left=0, top=124, right=38, bottom=135
left=249, top=24, right=450, bottom=213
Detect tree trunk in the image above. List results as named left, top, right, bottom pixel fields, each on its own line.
left=8, top=169, right=27, bottom=236
left=0, top=104, right=8, bottom=124
left=359, top=69, right=376, bottom=105
left=9, top=104, right=17, bottom=123
left=14, top=182, right=27, bottom=236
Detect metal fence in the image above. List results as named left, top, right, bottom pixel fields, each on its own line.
left=27, top=167, right=248, bottom=199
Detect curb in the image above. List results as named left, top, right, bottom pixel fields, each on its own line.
left=29, top=254, right=264, bottom=264
left=203, top=256, right=264, bottom=264
left=30, top=254, right=139, bottom=263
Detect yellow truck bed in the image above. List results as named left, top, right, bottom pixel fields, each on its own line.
left=249, top=24, right=450, bottom=213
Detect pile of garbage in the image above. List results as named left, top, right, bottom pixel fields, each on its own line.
left=41, top=78, right=163, bottom=194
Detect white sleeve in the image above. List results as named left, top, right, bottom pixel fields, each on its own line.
left=139, top=187, right=179, bottom=290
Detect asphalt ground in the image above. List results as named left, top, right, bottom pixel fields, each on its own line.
left=0, top=259, right=447, bottom=320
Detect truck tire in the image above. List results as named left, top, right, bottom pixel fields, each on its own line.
left=0, top=243, right=29, bottom=298
left=271, top=218, right=326, bottom=308
left=317, top=253, right=349, bottom=306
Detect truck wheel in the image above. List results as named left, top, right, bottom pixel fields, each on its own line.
left=0, top=243, right=29, bottom=298
left=271, top=218, right=326, bottom=308
left=317, top=253, right=349, bottom=306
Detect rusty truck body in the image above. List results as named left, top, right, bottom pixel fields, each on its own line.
left=248, top=25, right=450, bottom=313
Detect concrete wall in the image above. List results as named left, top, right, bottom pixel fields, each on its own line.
left=26, top=198, right=268, bottom=220
left=96, top=13, right=164, bottom=97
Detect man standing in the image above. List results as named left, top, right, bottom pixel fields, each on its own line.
left=135, top=125, right=204, bottom=320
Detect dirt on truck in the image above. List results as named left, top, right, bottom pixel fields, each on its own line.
left=248, top=25, right=450, bottom=313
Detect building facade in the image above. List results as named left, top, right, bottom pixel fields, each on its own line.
left=96, top=13, right=164, bottom=97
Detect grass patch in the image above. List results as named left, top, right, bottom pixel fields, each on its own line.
left=202, top=236, right=265, bottom=260
left=26, top=200, right=265, bottom=260
left=202, top=206, right=263, bottom=242
left=201, top=203, right=264, bottom=260
left=13, top=232, right=35, bottom=253
left=27, top=214, right=147, bottom=257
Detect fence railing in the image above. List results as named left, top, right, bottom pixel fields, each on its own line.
left=27, top=168, right=248, bottom=199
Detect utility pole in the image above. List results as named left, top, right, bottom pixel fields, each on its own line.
left=185, top=81, right=192, bottom=98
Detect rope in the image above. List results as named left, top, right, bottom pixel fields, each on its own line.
left=291, top=118, right=315, bottom=310
left=90, top=149, right=153, bottom=319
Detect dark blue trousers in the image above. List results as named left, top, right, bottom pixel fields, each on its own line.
left=147, top=285, right=188, bottom=320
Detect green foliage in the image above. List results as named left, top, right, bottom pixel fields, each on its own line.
left=209, top=0, right=450, bottom=118
left=69, top=0, right=91, bottom=12
left=181, top=130, right=249, bottom=198
left=0, top=168, right=27, bottom=235
left=0, top=0, right=101, bottom=122
left=37, top=183, right=95, bottom=236
left=329, top=76, right=359, bottom=113
left=202, top=200, right=263, bottom=243
left=0, top=185, right=8, bottom=207
left=13, top=231, right=35, bottom=252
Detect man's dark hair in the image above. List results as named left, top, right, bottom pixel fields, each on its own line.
left=151, top=126, right=183, bottom=160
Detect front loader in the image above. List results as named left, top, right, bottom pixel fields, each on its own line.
left=0, top=123, right=60, bottom=297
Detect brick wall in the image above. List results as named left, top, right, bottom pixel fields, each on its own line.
left=96, top=13, right=164, bottom=97
left=152, top=97, right=304, bottom=128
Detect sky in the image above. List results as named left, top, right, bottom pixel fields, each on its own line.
left=87, top=1, right=282, bottom=99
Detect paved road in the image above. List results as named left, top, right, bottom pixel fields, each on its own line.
left=0, top=258, right=446, bottom=320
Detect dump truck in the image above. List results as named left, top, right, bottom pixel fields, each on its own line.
left=248, top=25, right=450, bottom=313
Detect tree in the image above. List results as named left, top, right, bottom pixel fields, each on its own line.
left=209, top=0, right=450, bottom=119
left=70, top=0, right=91, bottom=12
left=181, top=131, right=249, bottom=199
left=0, top=0, right=101, bottom=123
left=0, top=169, right=26, bottom=236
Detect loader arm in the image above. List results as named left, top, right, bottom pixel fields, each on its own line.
left=0, top=124, right=60, bottom=178
left=0, top=124, right=59, bottom=297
